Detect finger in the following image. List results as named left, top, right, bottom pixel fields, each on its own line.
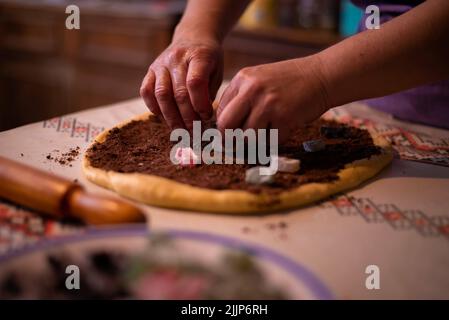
left=242, top=108, right=271, bottom=155
left=154, top=67, right=185, bottom=129
left=242, top=108, right=270, bottom=131
left=170, top=65, right=200, bottom=131
left=209, top=54, right=224, bottom=101
left=216, top=93, right=251, bottom=132
left=269, top=115, right=293, bottom=144
left=140, top=69, right=161, bottom=116
left=187, top=58, right=213, bottom=120
left=216, top=82, right=238, bottom=120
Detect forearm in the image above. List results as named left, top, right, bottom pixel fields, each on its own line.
left=173, top=0, right=251, bottom=44
left=317, top=0, right=449, bottom=108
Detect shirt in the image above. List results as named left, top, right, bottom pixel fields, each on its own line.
left=351, top=0, right=449, bottom=129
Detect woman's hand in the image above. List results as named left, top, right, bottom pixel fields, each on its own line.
left=216, top=56, right=330, bottom=142
left=140, top=38, right=223, bottom=130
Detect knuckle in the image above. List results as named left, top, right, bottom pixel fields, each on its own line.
left=147, top=64, right=155, bottom=72
left=167, top=47, right=184, bottom=64
left=154, top=86, right=171, bottom=101
left=139, top=86, right=147, bottom=97
left=139, top=85, right=152, bottom=98
left=265, top=93, right=279, bottom=106
left=187, top=76, right=205, bottom=90
left=237, top=67, right=252, bottom=79
left=174, top=87, right=190, bottom=104
left=237, top=68, right=261, bottom=90
left=149, top=59, right=162, bottom=70
left=247, top=79, right=262, bottom=92
left=192, top=48, right=214, bottom=61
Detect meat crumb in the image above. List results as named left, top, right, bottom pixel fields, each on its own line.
left=46, top=146, right=81, bottom=166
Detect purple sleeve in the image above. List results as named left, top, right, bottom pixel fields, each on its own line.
left=348, top=0, right=449, bottom=129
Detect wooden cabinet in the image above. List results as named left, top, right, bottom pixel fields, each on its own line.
left=68, top=14, right=173, bottom=111
left=0, top=7, right=62, bottom=55
left=0, top=0, right=340, bottom=131
left=0, top=59, right=69, bottom=127
left=0, top=0, right=178, bottom=131
left=223, top=26, right=341, bottom=78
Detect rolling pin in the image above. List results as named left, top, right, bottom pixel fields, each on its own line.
left=0, top=156, right=146, bottom=225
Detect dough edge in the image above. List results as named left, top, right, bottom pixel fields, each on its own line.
left=82, top=113, right=393, bottom=214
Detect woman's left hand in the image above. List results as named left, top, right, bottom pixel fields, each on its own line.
left=216, top=56, right=331, bottom=142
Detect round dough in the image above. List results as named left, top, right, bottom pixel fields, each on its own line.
left=82, top=113, right=393, bottom=214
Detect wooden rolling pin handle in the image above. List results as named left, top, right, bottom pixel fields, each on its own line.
left=0, top=156, right=73, bottom=218
left=68, top=188, right=146, bottom=224
left=0, top=156, right=146, bottom=225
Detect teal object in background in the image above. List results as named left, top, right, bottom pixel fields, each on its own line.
left=339, top=0, right=363, bottom=37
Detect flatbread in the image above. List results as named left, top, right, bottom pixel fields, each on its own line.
left=82, top=113, right=393, bottom=214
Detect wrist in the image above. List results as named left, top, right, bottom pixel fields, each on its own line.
left=173, top=21, right=223, bottom=47
left=295, top=55, right=333, bottom=115
left=313, top=49, right=357, bottom=110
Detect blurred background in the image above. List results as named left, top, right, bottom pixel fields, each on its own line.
left=0, top=0, right=363, bottom=131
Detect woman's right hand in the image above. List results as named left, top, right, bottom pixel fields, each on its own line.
left=140, top=38, right=223, bottom=131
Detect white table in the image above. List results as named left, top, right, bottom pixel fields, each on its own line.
left=0, top=97, right=448, bottom=299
